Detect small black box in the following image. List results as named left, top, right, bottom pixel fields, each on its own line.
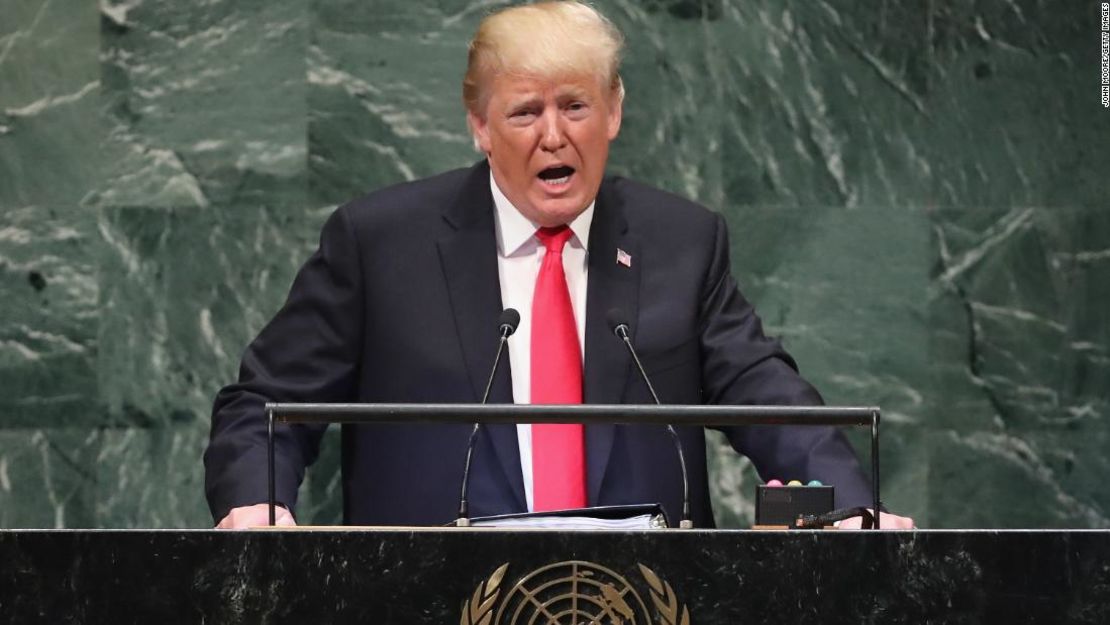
left=754, top=485, right=835, bottom=526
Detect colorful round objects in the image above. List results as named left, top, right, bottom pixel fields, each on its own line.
left=766, top=479, right=783, bottom=487
left=807, top=480, right=823, bottom=486
left=787, top=480, right=803, bottom=486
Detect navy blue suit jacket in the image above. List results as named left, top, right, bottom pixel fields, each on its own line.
left=204, top=160, right=872, bottom=527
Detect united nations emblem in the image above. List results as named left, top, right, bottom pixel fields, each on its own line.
left=460, top=561, right=690, bottom=625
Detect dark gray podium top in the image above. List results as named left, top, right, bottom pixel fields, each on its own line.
left=2, top=529, right=1107, bottom=624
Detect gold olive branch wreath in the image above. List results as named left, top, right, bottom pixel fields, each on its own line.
left=638, top=563, right=691, bottom=625
left=460, top=562, right=508, bottom=625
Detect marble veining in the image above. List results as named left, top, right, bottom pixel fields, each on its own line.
left=0, top=0, right=1106, bottom=529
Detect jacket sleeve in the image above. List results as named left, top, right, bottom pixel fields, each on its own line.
left=698, top=214, right=873, bottom=508
left=204, top=205, right=365, bottom=523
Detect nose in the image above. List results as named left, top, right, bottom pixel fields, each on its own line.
left=538, top=109, right=567, bottom=152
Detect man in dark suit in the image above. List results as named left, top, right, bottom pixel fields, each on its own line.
left=205, top=1, right=912, bottom=529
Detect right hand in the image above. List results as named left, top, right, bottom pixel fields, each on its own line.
left=215, top=503, right=297, bottom=529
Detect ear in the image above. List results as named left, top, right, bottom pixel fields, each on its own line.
left=606, top=94, right=622, bottom=141
left=467, top=109, right=493, bottom=154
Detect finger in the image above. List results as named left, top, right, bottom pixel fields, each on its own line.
left=837, top=517, right=862, bottom=529
left=879, top=513, right=915, bottom=529
left=216, top=511, right=238, bottom=529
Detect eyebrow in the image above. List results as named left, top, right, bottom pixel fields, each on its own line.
left=554, top=86, right=590, bottom=100
left=504, top=95, right=542, bottom=111
left=502, top=86, right=592, bottom=112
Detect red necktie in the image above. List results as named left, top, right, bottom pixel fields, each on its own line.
left=531, top=226, right=586, bottom=511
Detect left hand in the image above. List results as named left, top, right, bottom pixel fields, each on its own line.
left=837, top=510, right=915, bottom=529
left=215, top=504, right=296, bottom=529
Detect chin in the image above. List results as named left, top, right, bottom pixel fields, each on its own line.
left=530, top=199, right=588, bottom=226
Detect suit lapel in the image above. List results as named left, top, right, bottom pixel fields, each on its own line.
left=583, top=178, right=640, bottom=505
left=437, top=160, right=526, bottom=511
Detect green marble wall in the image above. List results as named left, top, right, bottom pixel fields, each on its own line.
left=1, top=0, right=1106, bottom=529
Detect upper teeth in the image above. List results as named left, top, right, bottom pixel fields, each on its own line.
left=544, top=176, right=570, bottom=185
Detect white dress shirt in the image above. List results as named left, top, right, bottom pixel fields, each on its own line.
left=490, top=172, right=593, bottom=512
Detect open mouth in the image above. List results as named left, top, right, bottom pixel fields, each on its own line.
left=537, top=165, right=575, bottom=186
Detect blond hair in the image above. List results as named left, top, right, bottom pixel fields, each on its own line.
left=463, top=1, right=625, bottom=116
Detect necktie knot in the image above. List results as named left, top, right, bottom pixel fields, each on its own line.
left=535, top=226, right=573, bottom=254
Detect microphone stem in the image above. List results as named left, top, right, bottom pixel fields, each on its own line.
left=481, top=330, right=510, bottom=404
left=458, top=330, right=510, bottom=526
left=457, top=423, right=479, bottom=524
left=619, top=332, right=660, bottom=405
left=618, top=329, right=692, bottom=529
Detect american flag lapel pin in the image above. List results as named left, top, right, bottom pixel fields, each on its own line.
left=616, top=248, right=631, bottom=267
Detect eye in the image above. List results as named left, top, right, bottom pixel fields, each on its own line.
left=564, top=101, right=589, bottom=118
left=506, top=109, right=536, bottom=125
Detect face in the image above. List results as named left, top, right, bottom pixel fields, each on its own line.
left=468, top=72, right=622, bottom=227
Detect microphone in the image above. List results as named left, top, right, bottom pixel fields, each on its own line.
left=606, top=308, right=694, bottom=529
left=456, top=308, right=520, bottom=527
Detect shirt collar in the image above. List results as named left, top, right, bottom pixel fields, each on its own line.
left=490, top=170, right=594, bottom=257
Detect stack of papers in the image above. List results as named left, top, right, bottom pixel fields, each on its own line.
left=467, top=504, right=669, bottom=530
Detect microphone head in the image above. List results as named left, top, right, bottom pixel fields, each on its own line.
left=499, top=308, right=521, bottom=336
left=606, top=308, right=629, bottom=336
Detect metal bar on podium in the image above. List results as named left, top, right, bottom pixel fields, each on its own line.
left=871, top=409, right=881, bottom=529
left=263, top=403, right=882, bottom=529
